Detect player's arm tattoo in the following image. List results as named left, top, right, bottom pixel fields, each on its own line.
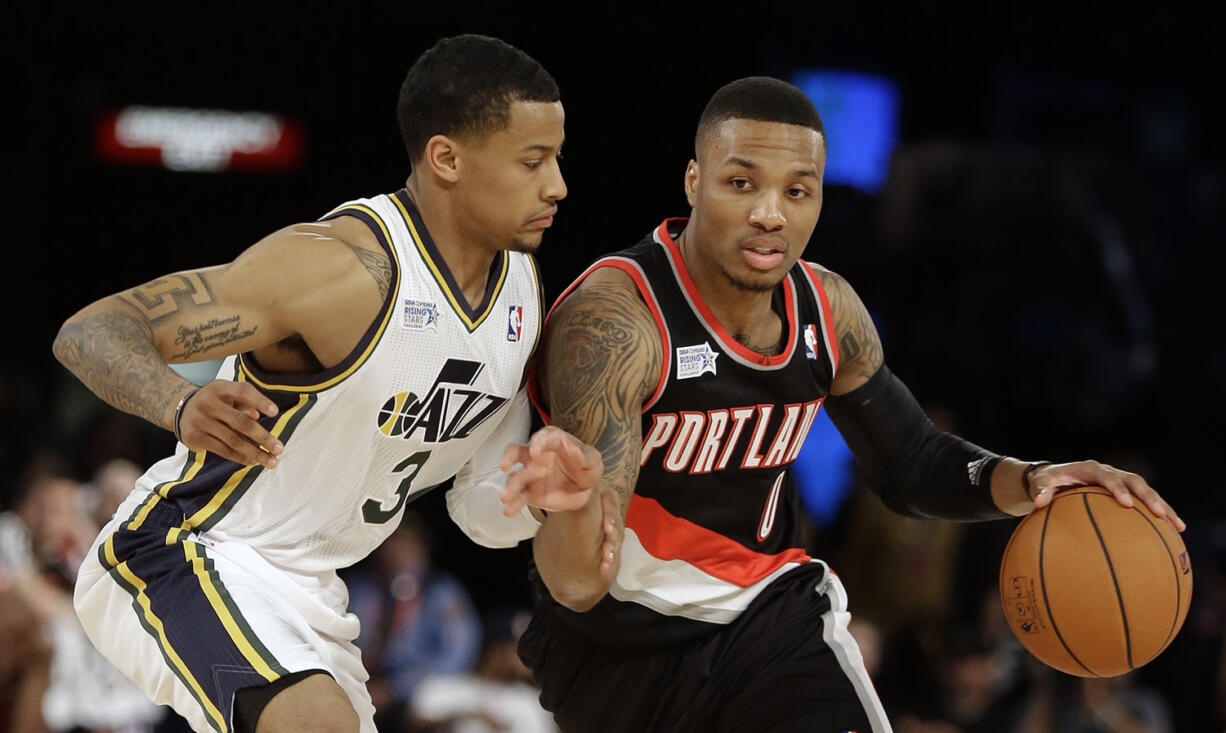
left=816, top=267, right=883, bottom=384
left=52, top=309, right=182, bottom=428
left=119, top=271, right=259, bottom=361
left=545, top=282, right=662, bottom=515
left=169, top=315, right=259, bottom=360
left=343, top=242, right=393, bottom=302
left=118, top=272, right=215, bottom=322
left=54, top=269, right=257, bottom=428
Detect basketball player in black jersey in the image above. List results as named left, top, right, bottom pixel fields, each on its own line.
left=500, top=76, right=1186, bottom=732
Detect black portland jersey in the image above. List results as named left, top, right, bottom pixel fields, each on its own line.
left=530, top=218, right=841, bottom=648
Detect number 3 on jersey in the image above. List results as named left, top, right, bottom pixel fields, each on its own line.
left=363, top=450, right=431, bottom=524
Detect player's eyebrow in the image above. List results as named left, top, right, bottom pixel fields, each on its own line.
left=521, top=139, right=565, bottom=154
left=726, top=156, right=819, bottom=180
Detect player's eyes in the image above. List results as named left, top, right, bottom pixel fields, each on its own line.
left=730, top=178, right=752, bottom=189
left=787, top=187, right=809, bottom=199
left=525, top=161, right=542, bottom=170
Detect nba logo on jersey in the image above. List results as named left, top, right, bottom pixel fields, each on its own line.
left=507, top=305, right=523, bottom=341
left=402, top=299, right=440, bottom=331
left=676, top=342, right=718, bottom=379
left=803, top=323, right=819, bottom=360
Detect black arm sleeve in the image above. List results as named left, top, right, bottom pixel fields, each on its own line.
left=822, top=364, right=1009, bottom=521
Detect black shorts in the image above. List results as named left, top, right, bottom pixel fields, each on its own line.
left=518, top=562, right=891, bottom=733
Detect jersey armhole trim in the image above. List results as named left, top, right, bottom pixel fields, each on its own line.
left=240, top=203, right=401, bottom=392
left=527, top=257, right=670, bottom=424
left=798, top=261, right=840, bottom=377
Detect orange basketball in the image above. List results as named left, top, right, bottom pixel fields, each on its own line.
left=999, top=486, right=1192, bottom=677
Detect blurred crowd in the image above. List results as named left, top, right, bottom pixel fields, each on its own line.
left=2, top=394, right=1223, bottom=732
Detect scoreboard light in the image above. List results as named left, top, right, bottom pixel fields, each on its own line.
left=790, top=69, right=900, bottom=193
left=95, top=106, right=304, bottom=173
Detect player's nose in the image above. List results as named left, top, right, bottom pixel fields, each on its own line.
left=543, top=157, right=567, bottom=202
left=748, top=192, right=785, bottom=231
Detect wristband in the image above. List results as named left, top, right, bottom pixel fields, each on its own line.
left=172, top=388, right=199, bottom=444
left=1021, top=461, right=1053, bottom=498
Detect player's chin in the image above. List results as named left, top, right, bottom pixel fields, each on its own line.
left=509, top=231, right=544, bottom=253
left=726, top=269, right=782, bottom=293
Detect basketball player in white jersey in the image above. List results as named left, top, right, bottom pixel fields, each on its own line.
left=52, top=34, right=606, bottom=733
left=504, top=76, right=1186, bottom=731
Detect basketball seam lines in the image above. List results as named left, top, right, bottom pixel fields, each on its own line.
left=1129, top=505, right=1182, bottom=653
left=1039, top=499, right=1098, bottom=677
left=1084, top=494, right=1133, bottom=671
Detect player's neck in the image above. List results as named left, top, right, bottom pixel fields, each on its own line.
left=404, top=178, right=498, bottom=309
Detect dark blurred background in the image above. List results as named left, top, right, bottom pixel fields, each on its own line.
left=5, top=3, right=1225, bottom=731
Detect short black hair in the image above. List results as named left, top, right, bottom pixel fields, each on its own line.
left=695, top=76, right=826, bottom=154
left=397, top=34, right=560, bottom=164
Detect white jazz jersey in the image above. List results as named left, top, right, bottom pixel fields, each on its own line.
left=125, top=189, right=543, bottom=576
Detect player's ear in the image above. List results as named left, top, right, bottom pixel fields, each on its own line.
left=684, top=160, right=698, bottom=207
left=423, top=135, right=461, bottom=183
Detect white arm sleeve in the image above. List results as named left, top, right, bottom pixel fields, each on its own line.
left=446, top=388, right=541, bottom=548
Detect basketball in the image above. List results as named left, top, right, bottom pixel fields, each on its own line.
left=999, top=486, right=1192, bottom=677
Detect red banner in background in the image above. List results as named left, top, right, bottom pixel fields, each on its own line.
left=95, top=106, right=304, bottom=172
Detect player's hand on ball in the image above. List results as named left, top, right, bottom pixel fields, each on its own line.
left=176, top=380, right=283, bottom=468
left=499, top=426, right=603, bottom=516
left=1027, top=460, right=1185, bottom=531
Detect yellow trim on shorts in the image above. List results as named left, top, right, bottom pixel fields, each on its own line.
left=183, top=542, right=280, bottom=683
left=125, top=450, right=208, bottom=531
left=102, top=535, right=228, bottom=732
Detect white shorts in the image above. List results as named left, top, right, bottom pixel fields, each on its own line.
left=74, top=489, right=376, bottom=733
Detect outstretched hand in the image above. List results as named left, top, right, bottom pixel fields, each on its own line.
left=498, top=425, right=602, bottom=516
left=500, top=426, right=621, bottom=577
left=176, top=380, right=283, bottom=468
left=1028, top=460, right=1185, bottom=531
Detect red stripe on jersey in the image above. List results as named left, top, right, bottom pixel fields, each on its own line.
left=626, top=494, right=811, bottom=588
left=799, top=261, right=839, bottom=374
left=654, top=221, right=798, bottom=367
left=527, top=258, right=672, bottom=424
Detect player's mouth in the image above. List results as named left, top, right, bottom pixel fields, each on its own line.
left=740, top=237, right=786, bottom=271
left=527, top=207, right=558, bottom=229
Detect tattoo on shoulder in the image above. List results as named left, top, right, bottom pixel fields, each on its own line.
left=546, top=283, right=661, bottom=508
left=344, top=243, right=392, bottom=301
left=815, top=267, right=883, bottom=380
left=119, top=273, right=214, bottom=323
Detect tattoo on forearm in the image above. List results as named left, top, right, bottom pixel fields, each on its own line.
left=171, top=315, right=259, bottom=360
left=52, top=311, right=181, bottom=427
left=119, top=273, right=214, bottom=322
left=344, top=243, right=392, bottom=301
left=819, top=269, right=883, bottom=381
left=546, top=284, right=661, bottom=510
